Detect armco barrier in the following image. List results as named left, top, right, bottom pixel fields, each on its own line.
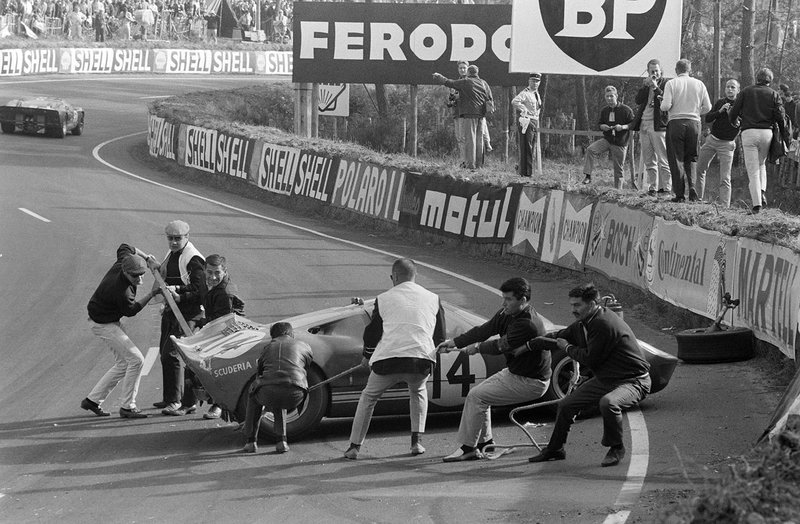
left=147, top=112, right=800, bottom=361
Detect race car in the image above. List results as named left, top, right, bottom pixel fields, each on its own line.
left=0, top=97, right=85, bottom=138
left=171, top=299, right=678, bottom=440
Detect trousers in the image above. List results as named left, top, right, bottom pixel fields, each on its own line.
left=741, top=128, right=772, bottom=207
left=666, top=118, right=701, bottom=199
left=695, top=134, right=735, bottom=207
left=244, top=383, right=306, bottom=442
left=87, top=320, right=145, bottom=410
left=639, top=119, right=671, bottom=191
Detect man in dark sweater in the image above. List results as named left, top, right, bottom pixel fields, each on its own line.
left=82, top=244, right=160, bottom=419
left=437, top=277, right=551, bottom=462
left=530, top=283, right=650, bottom=467
left=582, top=86, right=635, bottom=188
left=695, top=79, right=741, bottom=207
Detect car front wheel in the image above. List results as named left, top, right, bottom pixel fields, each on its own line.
left=1, top=122, right=13, bottom=134
left=540, top=348, right=579, bottom=404
left=72, top=115, right=84, bottom=136
left=52, top=117, right=67, bottom=138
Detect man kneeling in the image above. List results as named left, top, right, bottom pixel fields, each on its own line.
left=242, top=322, right=313, bottom=454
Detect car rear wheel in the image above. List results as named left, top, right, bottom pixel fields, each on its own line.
left=52, top=117, right=67, bottom=138
left=235, top=366, right=330, bottom=442
left=72, top=115, right=84, bottom=136
left=1, top=122, right=13, bottom=134
left=540, top=349, right=579, bottom=405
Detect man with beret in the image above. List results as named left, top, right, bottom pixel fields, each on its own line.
left=511, top=73, right=544, bottom=177
left=154, top=220, right=206, bottom=415
left=82, top=244, right=160, bottom=419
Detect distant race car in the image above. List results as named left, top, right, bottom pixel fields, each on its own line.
left=172, top=299, right=678, bottom=440
left=0, top=97, right=85, bottom=138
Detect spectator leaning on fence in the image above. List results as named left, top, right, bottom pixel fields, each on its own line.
left=582, top=86, right=634, bottom=189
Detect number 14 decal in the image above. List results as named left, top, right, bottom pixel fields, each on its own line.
left=433, top=351, right=476, bottom=399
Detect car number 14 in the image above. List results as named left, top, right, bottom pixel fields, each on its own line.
left=428, top=350, right=487, bottom=407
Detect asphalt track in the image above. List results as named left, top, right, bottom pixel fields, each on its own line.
left=0, top=75, right=781, bottom=523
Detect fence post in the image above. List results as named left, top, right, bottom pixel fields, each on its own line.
left=569, top=119, right=576, bottom=156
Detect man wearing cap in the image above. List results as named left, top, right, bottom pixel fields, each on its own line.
left=433, top=65, right=493, bottom=169
left=82, top=244, right=160, bottom=419
left=511, top=73, right=543, bottom=177
left=154, top=220, right=206, bottom=415
left=582, top=86, right=635, bottom=188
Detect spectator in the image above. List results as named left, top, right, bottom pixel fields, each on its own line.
left=203, top=8, right=218, bottom=43
left=633, top=58, right=672, bottom=196
left=728, top=67, right=789, bottom=214
left=447, top=60, right=469, bottom=167
left=694, top=79, right=741, bottom=207
left=94, top=8, right=105, bottom=40
left=511, top=73, right=543, bottom=177
left=582, top=85, right=635, bottom=188
left=64, top=2, right=86, bottom=39
left=779, top=84, right=797, bottom=135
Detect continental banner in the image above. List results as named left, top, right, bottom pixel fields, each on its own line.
left=329, top=158, right=406, bottom=223
left=252, top=141, right=337, bottom=204
left=147, top=114, right=178, bottom=162
left=732, top=238, right=800, bottom=359
left=292, top=2, right=527, bottom=85
left=0, top=48, right=293, bottom=76
left=508, top=186, right=550, bottom=260
left=584, top=203, right=654, bottom=290
left=646, top=218, right=721, bottom=317
left=399, top=174, right=519, bottom=242
left=182, top=125, right=254, bottom=180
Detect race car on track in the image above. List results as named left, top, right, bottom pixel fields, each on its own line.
left=0, top=97, right=85, bottom=138
left=171, top=299, right=678, bottom=440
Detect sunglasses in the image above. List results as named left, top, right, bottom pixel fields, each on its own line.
left=166, top=235, right=185, bottom=241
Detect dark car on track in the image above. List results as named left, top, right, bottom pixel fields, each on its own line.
left=0, top=97, right=85, bottom=138
left=172, top=299, right=678, bottom=440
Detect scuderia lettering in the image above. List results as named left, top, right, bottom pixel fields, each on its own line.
left=184, top=125, right=250, bottom=178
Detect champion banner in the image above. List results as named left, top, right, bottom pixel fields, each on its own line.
left=399, top=174, right=520, bottom=242
left=732, top=237, right=800, bottom=359
left=535, top=190, right=594, bottom=269
left=292, top=2, right=527, bottom=85
left=509, top=0, right=682, bottom=76
left=584, top=203, right=654, bottom=290
left=508, top=186, right=551, bottom=260
left=251, top=141, right=338, bottom=204
left=646, top=217, right=721, bottom=317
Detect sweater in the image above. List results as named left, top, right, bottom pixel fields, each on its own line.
left=87, top=244, right=145, bottom=323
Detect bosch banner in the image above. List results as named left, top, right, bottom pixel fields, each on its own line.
left=292, top=2, right=527, bottom=85
left=510, top=0, right=682, bottom=76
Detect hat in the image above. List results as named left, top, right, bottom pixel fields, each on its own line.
left=122, top=254, right=148, bottom=276
left=165, top=220, right=190, bottom=235
left=529, top=72, right=542, bottom=79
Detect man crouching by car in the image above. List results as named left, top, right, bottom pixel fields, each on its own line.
left=242, top=322, right=313, bottom=454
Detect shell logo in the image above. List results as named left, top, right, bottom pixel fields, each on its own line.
left=59, top=50, right=71, bottom=72
left=154, top=51, right=167, bottom=71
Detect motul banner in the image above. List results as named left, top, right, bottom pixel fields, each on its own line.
left=292, top=2, right=527, bottom=85
left=509, top=0, right=682, bottom=76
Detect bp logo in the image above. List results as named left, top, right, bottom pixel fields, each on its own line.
left=539, top=0, right=667, bottom=72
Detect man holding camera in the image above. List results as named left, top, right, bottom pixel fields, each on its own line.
left=694, top=79, right=741, bottom=207
left=634, top=59, right=671, bottom=196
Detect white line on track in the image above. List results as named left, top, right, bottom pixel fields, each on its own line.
left=139, top=95, right=172, bottom=99
left=93, top=131, right=650, bottom=522
left=142, top=347, right=159, bottom=377
left=18, top=207, right=51, bottom=222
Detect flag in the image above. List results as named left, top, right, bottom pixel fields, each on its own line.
left=21, top=21, right=38, bottom=39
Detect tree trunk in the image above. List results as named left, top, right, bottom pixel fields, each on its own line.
left=741, top=0, right=755, bottom=87
left=375, top=84, right=389, bottom=118
left=575, top=76, right=589, bottom=140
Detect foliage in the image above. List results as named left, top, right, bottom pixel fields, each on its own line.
left=0, top=34, right=290, bottom=51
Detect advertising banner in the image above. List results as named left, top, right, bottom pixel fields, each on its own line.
left=329, top=159, right=405, bottom=223
left=552, top=192, right=594, bottom=270
left=183, top=125, right=254, bottom=180
left=292, top=2, right=527, bottom=85
left=399, top=175, right=519, bottom=242
left=508, top=186, right=550, bottom=260
left=539, top=189, right=564, bottom=264
left=152, top=49, right=213, bottom=74
left=254, top=51, right=293, bottom=75
left=732, top=238, right=800, bottom=359
left=509, top=0, right=682, bottom=76
left=646, top=218, right=720, bottom=317
left=318, top=84, right=350, bottom=117
left=252, top=141, right=337, bottom=204
left=57, top=48, right=151, bottom=73
left=0, top=49, right=22, bottom=76
left=147, top=115, right=178, bottom=162
left=584, top=203, right=654, bottom=290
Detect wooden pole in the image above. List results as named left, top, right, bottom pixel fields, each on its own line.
left=152, top=269, right=193, bottom=337
left=311, top=82, right=319, bottom=138
left=409, top=84, right=418, bottom=157
left=713, top=0, right=721, bottom=100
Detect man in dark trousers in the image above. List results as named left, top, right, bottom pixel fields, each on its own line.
left=82, top=244, right=160, bottom=419
left=154, top=220, right=205, bottom=413
left=582, top=86, right=635, bottom=188
left=511, top=73, right=543, bottom=177
left=437, top=277, right=550, bottom=462
left=530, top=283, right=650, bottom=467
left=163, top=254, right=244, bottom=417
left=344, top=258, right=445, bottom=460
left=243, top=322, right=313, bottom=454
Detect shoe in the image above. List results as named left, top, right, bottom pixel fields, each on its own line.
left=276, top=440, right=289, bottom=453
left=162, top=404, right=197, bottom=416
left=688, top=188, right=699, bottom=202
left=647, top=189, right=656, bottom=196
left=528, top=447, right=566, bottom=463
left=153, top=401, right=170, bottom=409
left=344, top=445, right=359, bottom=460
left=442, top=448, right=482, bottom=462
left=119, top=407, right=148, bottom=419
left=410, top=443, right=426, bottom=456
left=242, top=442, right=257, bottom=453
left=485, top=144, right=493, bottom=152
left=670, top=196, right=685, bottom=203
left=582, top=175, right=592, bottom=185
left=762, top=191, right=767, bottom=207
left=476, top=439, right=494, bottom=452
left=749, top=205, right=761, bottom=215
left=81, top=397, right=110, bottom=417
left=601, top=446, right=626, bottom=467
left=203, top=405, right=222, bottom=419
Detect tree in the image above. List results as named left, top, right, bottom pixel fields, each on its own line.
left=741, top=0, right=755, bottom=86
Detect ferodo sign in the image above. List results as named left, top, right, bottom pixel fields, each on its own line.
left=510, top=0, right=682, bottom=76
left=181, top=125, right=253, bottom=179
left=293, top=2, right=527, bottom=85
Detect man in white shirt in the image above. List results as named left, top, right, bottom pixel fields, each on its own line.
left=660, top=59, right=712, bottom=203
left=511, top=73, right=543, bottom=177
